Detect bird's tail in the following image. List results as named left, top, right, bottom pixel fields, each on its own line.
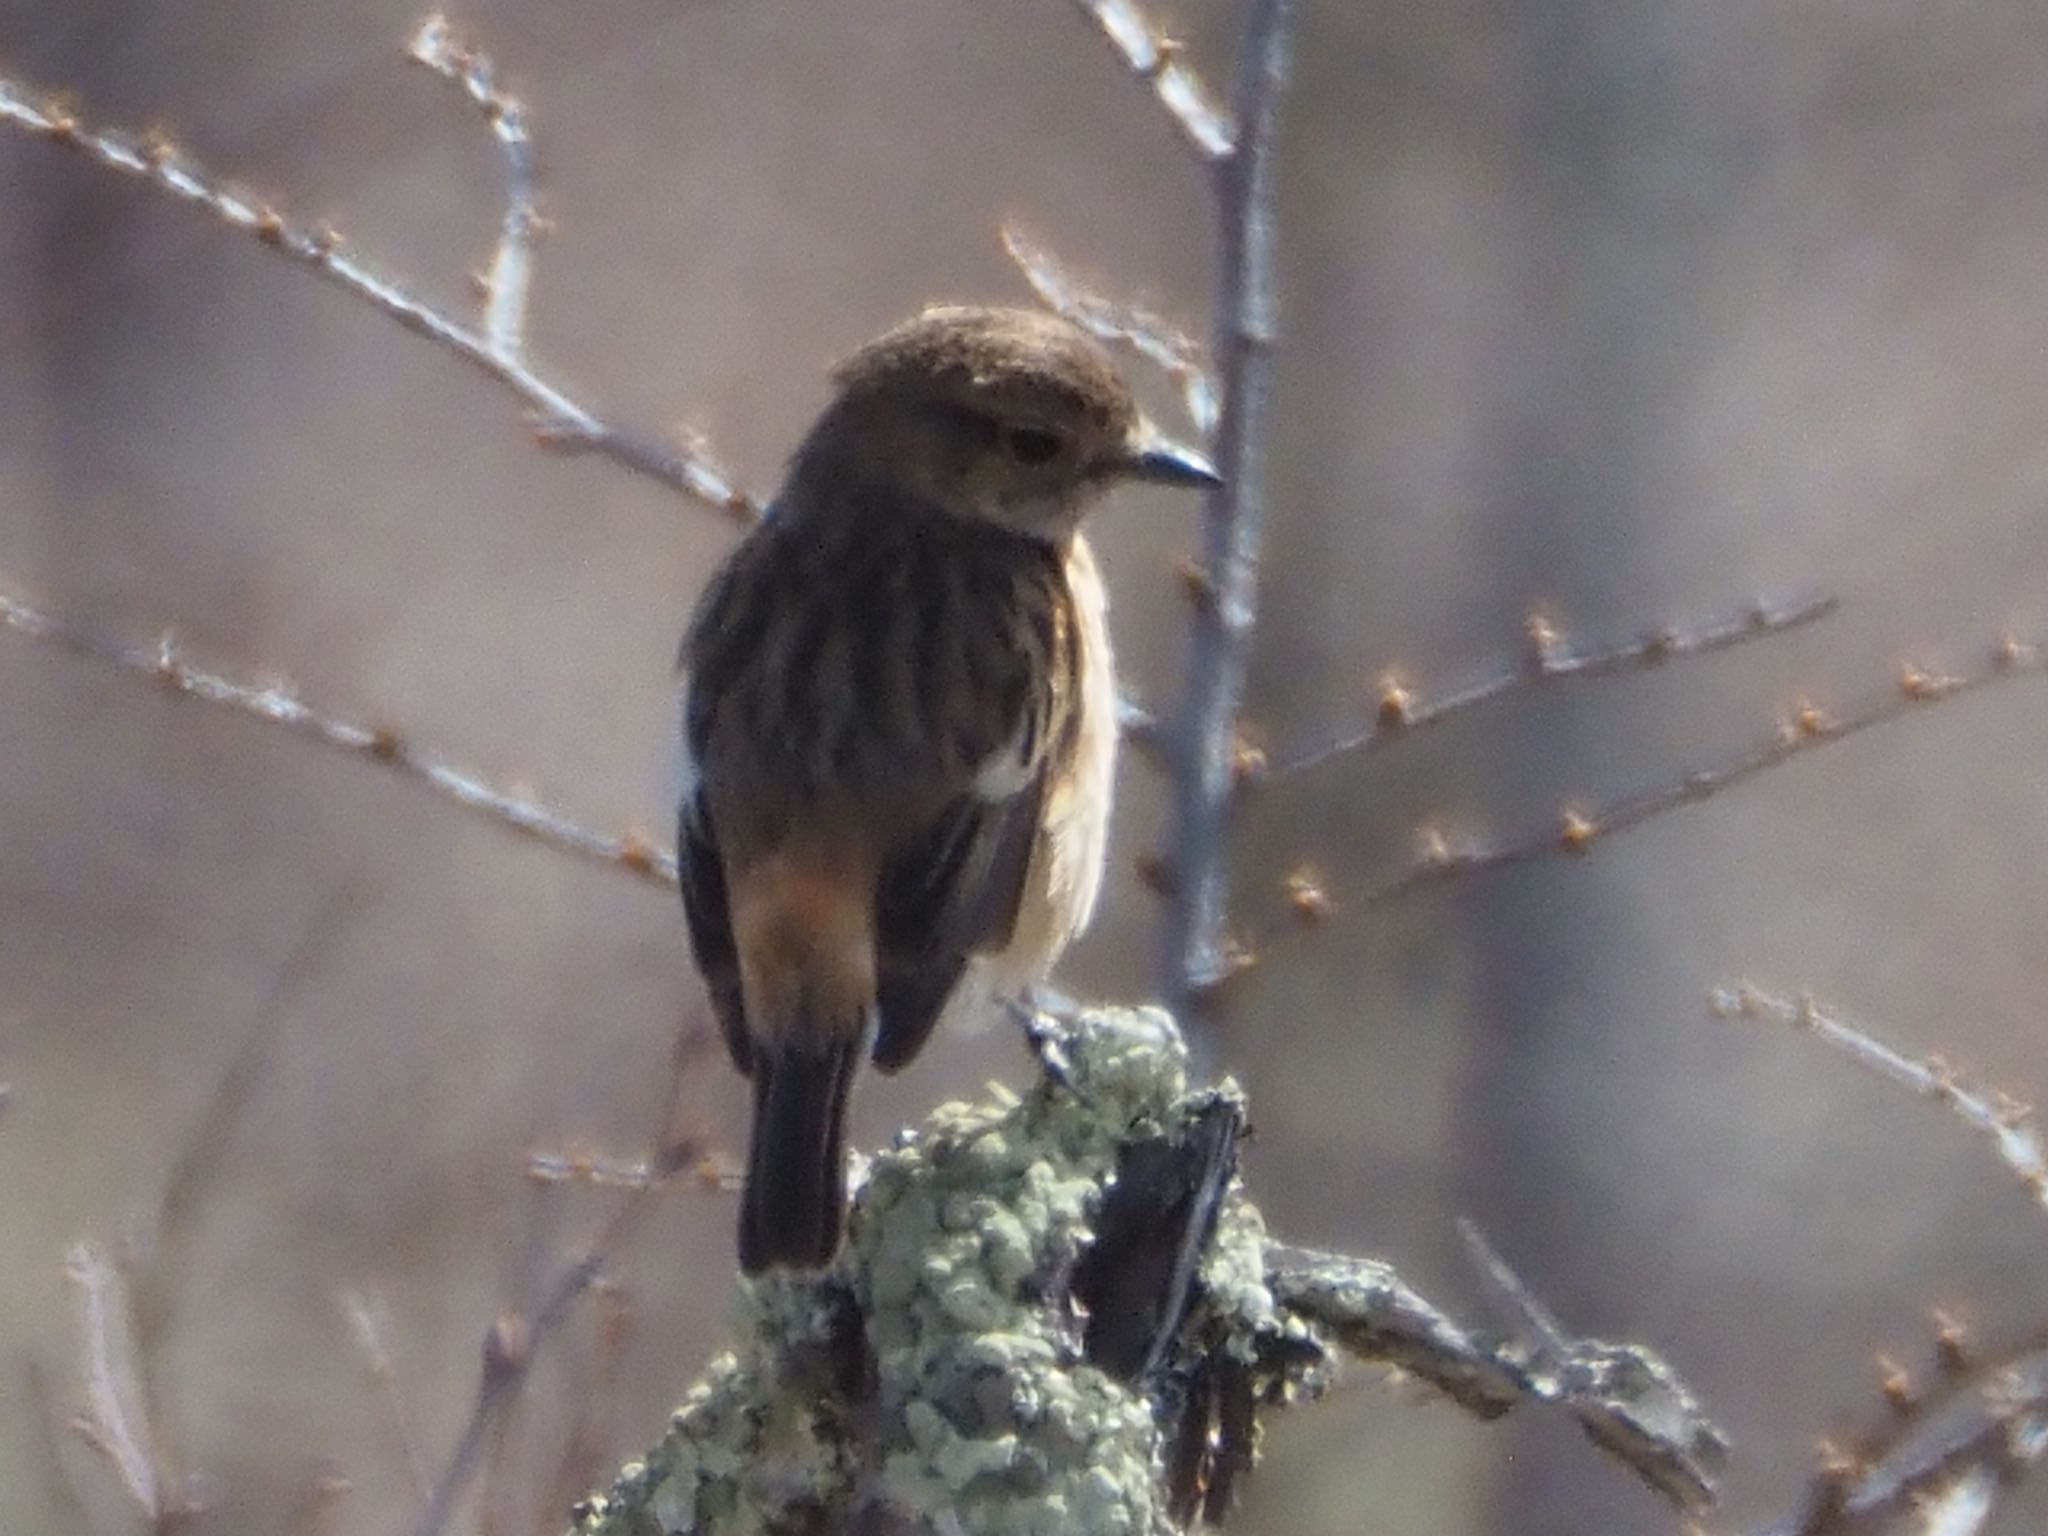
left=730, top=855, right=878, bottom=1275
left=738, top=1024, right=863, bottom=1273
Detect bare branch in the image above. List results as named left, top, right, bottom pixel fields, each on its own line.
left=1709, top=986, right=2047, bottom=1216
left=1456, top=1220, right=1728, bottom=1511
left=0, top=580, right=679, bottom=892
left=1067, top=0, right=1236, bottom=159
left=1349, top=629, right=2048, bottom=908
left=63, top=1242, right=163, bottom=1521
left=1266, top=1246, right=1524, bottom=1419
left=1264, top=590, right=1839, bottom=783
left=0, top=64, right=757, bottom=515
left=153, top=883, right=367, bottom=1269
left=1709, top=989, right=2048, bottom=1533
left=406, top=15, right=537, bottom=363
left=526, top=1140, right=733, bottom=1194
left=410, top=1026, right=697, bottom=1536
left=339, top=1288, right=430, bottom=1505
left=1749, top=1336, right=2048, bottom=1536
left=1002, top=224, right=1218, bottom=435
left=1157, top=0, right=1296, bottom=1016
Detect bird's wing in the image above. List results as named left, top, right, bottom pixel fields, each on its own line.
left=677, top=705, right=751, bottom=1074
left=870, top=733, right=1051, bottom=1075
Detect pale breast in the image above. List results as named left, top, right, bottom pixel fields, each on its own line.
left=985, top=533, right=1116, bottom=990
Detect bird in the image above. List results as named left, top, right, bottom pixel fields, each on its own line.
left=676, top=304, right=1219, bottom=1274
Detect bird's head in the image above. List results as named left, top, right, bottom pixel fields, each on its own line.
left=796, top=305, right=1218, bottom=541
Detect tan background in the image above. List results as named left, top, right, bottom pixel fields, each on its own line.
left=4, top=1, right=2048, bottom=1532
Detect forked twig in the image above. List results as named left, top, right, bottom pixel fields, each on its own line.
left=409, top=1027, right=698, bottom=1536
left=1457, top=1220, right=1728, bottom=1510
left=1356, top=630, right=2048, bottom=907
left=0, top=46, right=755, bottom=515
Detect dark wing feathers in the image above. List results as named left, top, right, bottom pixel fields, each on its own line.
left=872, top=764, right=1048, bottom=1072
left=678, top=790, right=750, bottom=1074
left=678, top=489, right=1069, bottom=1077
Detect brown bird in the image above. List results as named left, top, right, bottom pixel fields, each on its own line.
left=678, top=305, right=1218, bottom=1274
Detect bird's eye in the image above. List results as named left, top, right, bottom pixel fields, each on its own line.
left=1004, top=426, right=1063, bottom=466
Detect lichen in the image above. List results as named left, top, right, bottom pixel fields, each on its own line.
left=572, top=1007, right=1292, bottom=1536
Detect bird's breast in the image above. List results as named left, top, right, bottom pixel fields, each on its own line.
left=988, top=534, right=1117, bottom=988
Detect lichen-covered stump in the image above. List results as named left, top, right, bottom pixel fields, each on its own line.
left=569, top=1006, right=1724, bottom=1535
left=570, top=1007, right=1321, bottom=1536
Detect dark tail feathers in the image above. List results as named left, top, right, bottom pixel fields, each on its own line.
left=738, top=1033, right=862, bottom=1274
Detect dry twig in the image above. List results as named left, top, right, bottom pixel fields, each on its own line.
left=1455, top=1220, right=1728, bottom=1510
left=1265, top=591, right=1838, bottom=782
left=408, top=1027, right=697, bottom=1536
left=0, top=581, right=678, bottom=890
left=1003, top=223, right=1218, bottom=435
left=1354, top=630, right=2048, bottom=907
left=1067, top=0, right=1236, bottom=159
left=1709, top=987, right=2046, bottom=1215
left=339, top=1289, right=430, bottom=1506
left=0, top=44, right=754, bottom=514
left=63, top=1242, right=171, bottom=1523
left=1748, top=1333, right=2048, bottom=1536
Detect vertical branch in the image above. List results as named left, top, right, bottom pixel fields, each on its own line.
left=1159, top=0, right=1297, bottom=1019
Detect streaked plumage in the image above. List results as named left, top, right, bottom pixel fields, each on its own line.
left=677, top=306, right=1217, bottom=1273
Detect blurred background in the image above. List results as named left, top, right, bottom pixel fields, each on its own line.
left=4, top=0, right=2048, bottom=1531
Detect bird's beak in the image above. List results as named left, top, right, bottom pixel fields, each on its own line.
left=1122, top=418, right=1222, bottom=489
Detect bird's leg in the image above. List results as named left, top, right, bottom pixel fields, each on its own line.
left=1003, top=984, right=1082, bottom=1092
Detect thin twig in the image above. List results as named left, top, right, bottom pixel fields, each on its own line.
left=1351, top=630, right=2048, bottom=908
left=542, top=1276, right=634, bottom=1532
left=1002, top=224, right=1218, bottom=435
left=1748, top=1335, right=2048, bottom=1536
left=1455, top=1220, right=1728, bottom=1512
left=1155, top=0, right=1296, bottom=1016
left=526, top=1139, right=733, bottom=1194
left=1067, top=0, right=1237, bottom=159
left=0, top=580, right=679, bottom=890
left=339, top=1288, right=430, bottom=1505
left=1709, top=986, right=2047, bottom=1214
left=1263, top=591, right=1839, bottom=783
left=409, top=1028, right=697, bottom=1536
left=0, top=63, right=756, bottom=516
left=113, top=881, right=367, bottom=1523
left=1710, top=987, right=2048, bottom=1533
left=63, top=1242, right=162, bottom=1521
left=406, top=16, right=537, bottom=363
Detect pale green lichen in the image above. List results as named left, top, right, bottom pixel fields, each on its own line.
left=571, top=1007, right=1292, bottom=1536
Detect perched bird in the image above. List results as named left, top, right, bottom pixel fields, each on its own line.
left=678, top=305, right=1218, bottom=1274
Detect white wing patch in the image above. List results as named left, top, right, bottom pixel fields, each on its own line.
left=972, top=715, right=1036, bottom=802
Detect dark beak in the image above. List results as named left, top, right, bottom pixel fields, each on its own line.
left=1123, top=420, right=1222, bottom=489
